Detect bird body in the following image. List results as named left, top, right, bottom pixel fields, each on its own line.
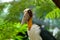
left=28, top=24, right=56, bottom=40
left=28, top=24, right=42, bottom=40
left=21, top=8, right=56, bottom=40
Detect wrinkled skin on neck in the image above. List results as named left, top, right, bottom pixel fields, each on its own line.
left=21, top=9, right=33, bottom=30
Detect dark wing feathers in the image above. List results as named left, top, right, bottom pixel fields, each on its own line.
left=40, top=28, right=56, bottom=40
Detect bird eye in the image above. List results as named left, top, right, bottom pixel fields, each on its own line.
left=28, top=10, right=31, bottom=13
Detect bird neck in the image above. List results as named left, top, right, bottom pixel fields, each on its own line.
left=27, top=17, right=32, bottom=30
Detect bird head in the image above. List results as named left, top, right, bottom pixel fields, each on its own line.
left=21, top=8, right=33, bottom=25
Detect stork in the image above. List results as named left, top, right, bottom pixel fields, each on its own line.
left=21, top=8, right=56, bottom=40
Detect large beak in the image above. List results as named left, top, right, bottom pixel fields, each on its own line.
left=21, top=12, right=29, bottom=25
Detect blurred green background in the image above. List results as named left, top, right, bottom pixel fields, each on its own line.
left=0, top=0, right=60, bottom=40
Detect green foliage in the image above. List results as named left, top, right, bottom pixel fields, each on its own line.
left=0, top=19, right=27, bottom=40
left=45, top=8, right=60, bottom=19
left=0, top=22, right=18, bottom=40
left=0, top=4, right=5, bottom=11
left=55, top=31, right=60, bottom=40
left=34, top=0, right=56, bottom=19
left=0, top=0, right=60, bottom=40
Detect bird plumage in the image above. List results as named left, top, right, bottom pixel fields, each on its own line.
left=40, top=27, right=56, bottom=40
left=28, top=24, right=56, bottom=40
left=21, top=8, right=56, bottom=40
left=28, top=24, right=42, bottom=40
